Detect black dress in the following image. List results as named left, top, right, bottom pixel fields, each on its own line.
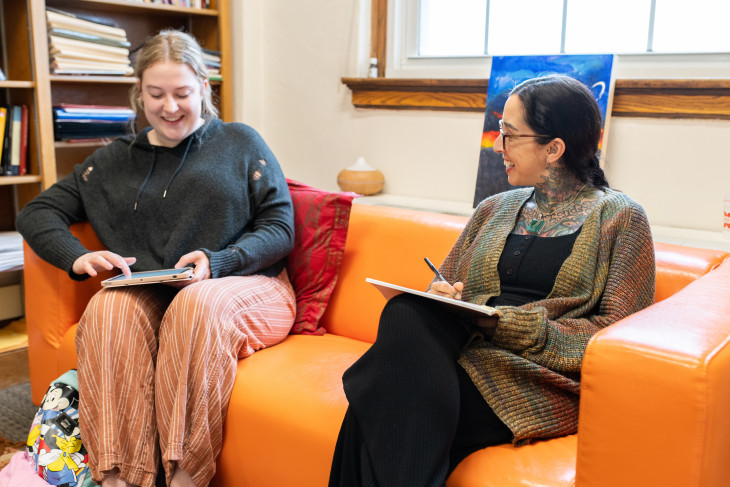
left=329, top=231, right=581, bottom=487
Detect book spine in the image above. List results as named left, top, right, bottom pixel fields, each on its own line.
left=1, top=109, right=11, bottom=174
left=59, top=103, right=134, bottom=112
left=50, top=48, right=130, bottom=64
left=9, top=106, right=22, bottom=176
left=49, top=35, right=130, bottom=56
left=49, top=28, right=131, bottom=48
left=19, top=105, right=29, bottom=175
left=46, top=10, right=127, bottom=39
left=54, top=109, right=135, bottom=122
left=0, top=108, right=6, bottom=171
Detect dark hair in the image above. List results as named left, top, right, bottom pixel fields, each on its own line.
left=510, top=74, right=609, bottom=188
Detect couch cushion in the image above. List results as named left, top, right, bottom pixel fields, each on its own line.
left=654, top=242, right=729, bottom=302
left=286, top=180, right=357, bottom=335
left=319, top=203, right=469, bottom=343
left=213, top=334, right=369, bottom=487
left=212, top=332, right=578, bottom=487
left=448, top=435, right=577, bottom=487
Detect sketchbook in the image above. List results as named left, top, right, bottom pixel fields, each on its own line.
left=366, top=278, right=497, bottom=318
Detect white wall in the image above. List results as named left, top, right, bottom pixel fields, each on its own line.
left=231, top=0, right=730, bottom=234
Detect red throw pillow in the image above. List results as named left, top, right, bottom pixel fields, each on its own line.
left=286, top=179, right=357, bottom=335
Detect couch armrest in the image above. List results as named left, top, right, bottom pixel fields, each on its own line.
left=576, top=258, right=730, bottom=487
left=24, top=222, right=107, bottom=403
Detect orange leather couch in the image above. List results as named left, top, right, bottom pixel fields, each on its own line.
left=23, top=203, right=730, bottom=486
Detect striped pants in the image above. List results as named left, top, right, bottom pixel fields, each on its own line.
left=75, top=272, right=296, bottom=487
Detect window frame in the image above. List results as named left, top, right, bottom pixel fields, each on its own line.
left=345, top=0, right=730, bottom=119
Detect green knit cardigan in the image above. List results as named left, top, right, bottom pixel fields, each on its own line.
left=441, top=187, right=656, bottom=444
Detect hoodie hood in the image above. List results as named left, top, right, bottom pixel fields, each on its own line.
left=125, top=118, right=219, bottom=211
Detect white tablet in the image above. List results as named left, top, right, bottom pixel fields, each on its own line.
left=101, top=267, right=194, bottom=288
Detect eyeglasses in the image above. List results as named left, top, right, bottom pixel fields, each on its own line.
left=498, top=119, right=551, bottom=148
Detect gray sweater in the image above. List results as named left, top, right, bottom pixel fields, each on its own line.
left=17, top=119, right=294, bottom=280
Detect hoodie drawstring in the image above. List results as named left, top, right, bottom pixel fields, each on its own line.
left=133, top=135, right=194, bottom=211
left=133, top=150, right=157, bottom=211
left=163, top=135, right=194, bottom=198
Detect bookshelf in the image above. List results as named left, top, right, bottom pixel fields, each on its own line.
left=0, top=0, right=230, bottom=334
left=0, top=1, right=46, bottom=230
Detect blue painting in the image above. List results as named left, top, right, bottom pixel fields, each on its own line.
left=473, top=54, right=616, bottom=207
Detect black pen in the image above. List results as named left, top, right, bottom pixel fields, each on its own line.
left=424, top=257, right=447, bottom=282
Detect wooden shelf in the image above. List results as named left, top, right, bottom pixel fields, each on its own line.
left=0, top=80, right=35, bottom=89
left=50, top=76, right=222, bottom=84
left=55, top=140, right=110, bottom=149
left=0, top=176, right=43, bottom=186
left=46, top=0, right=218, bottom=16
left=50, top=75, right=138, bottom=84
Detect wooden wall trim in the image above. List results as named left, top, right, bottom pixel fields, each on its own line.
left=341, top=77, right=730, bottom=119
left=371, top=0, right=387, bottom=77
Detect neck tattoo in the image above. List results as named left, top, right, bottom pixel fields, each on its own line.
left=526, top=184, right=587, bottom=234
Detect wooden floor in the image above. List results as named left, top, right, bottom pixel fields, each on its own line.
left=0, top=345, right=29, bottom=389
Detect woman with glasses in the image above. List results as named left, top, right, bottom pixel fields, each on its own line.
left=329, top=74, right=655, bottom=486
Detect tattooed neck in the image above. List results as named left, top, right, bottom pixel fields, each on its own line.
left=533, top=165, right=586, bottom=214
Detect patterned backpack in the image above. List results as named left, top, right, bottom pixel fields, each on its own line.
left=26, top=370, right=94, bottom=487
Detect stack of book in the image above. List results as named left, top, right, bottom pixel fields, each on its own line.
left=0, top=232, right=23, bottom=273
left=203, top=48, right=222, bottom=81
left=53, top=104, right=136, bottom=141
left=0, top=105, right=29, bottom=176
left=46, top=8, right=133, bottom=76
left=136, top=0, right=212, bottom=7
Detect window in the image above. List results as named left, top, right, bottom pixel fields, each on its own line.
left=388, top=0, right=730, bottom=78
left=417, top=0, right=730, bottom=56
left=344, top=0, right=730, bottom=117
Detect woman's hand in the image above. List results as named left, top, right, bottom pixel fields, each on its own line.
left=72, top=251, right=136, bottom=278
left=427, top=280, right=464, bottom=300
left=168, top=250, right=211, bottom=288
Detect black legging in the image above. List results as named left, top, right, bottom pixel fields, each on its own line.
left=329, top=294, right=513, bottom=487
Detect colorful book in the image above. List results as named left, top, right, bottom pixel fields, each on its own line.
left=0, top=108, right=6, bottom=171
left=51, top=59, right=132, bottom=71
left=46, top=9, right=127, bottom=39
left=9, top=106, right=22, bottom=175
left=59, top=103, right=134, bottom=113
left=19, top=105, right=29, bottom=175
left=51, top=68, right=134, bottom=76
left=0, top=108, right=9, bottom=175
left=54, top=120, right=131, bottom=140
left=48, top=28, right=131, bottom=48
left=50, top=48, right=130, bottom=64
left=49, top=35, right=130, bottom=57
left=47, top=22, right=128, bottom=43
left=54, top=108, right=135, bottom=122
left=50, top=59, right=134, bottom=76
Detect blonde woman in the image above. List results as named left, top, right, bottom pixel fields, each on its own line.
left=18, top=30, right=296, bottom=487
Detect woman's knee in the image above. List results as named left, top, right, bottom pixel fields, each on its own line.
left=81, top=287, right=169, bottom=333
left=378, top=294, right=469, bottom=349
